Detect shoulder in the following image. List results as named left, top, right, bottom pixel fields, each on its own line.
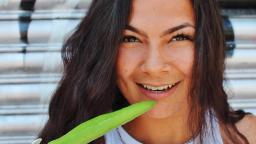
left=235, top=114, right=256, bottom=143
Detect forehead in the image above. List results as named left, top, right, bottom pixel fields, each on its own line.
left=129, top=0, right=195, bottom=33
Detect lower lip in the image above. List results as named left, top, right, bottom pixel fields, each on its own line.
left=138, top=82, right=180, bottom=100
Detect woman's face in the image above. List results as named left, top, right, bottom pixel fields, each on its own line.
left=116, top=0, right=195, bottom=119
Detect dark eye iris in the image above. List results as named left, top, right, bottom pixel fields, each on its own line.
left=123, top=36, right=140, bottom=43
left=172, top=34, right=192, bottom=41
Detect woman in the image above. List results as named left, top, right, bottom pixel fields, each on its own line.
left=38, top=0, right=256, bottom=143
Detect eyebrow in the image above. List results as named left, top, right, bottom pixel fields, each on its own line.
left=125, top=23, right=195, bottom=38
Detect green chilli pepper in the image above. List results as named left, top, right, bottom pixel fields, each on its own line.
left=48, top=100, right=156, bottom=144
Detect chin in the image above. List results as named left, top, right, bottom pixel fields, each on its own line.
left=143, top=102, right=176, bottom=119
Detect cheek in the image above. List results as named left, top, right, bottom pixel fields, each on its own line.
left=116, top=47, right=143, bottom=93
left=116, top=50, right=130, bottom=94
left=164, top=45, right=194, bottom=77
left=116, top=50, right=129, bottom=78
left=116, top=47, right=144, bottom=102
left=116, top=46, right=144, bottom=81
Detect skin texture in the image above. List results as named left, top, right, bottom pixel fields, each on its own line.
left=116, top=0, right=195, bottom=143
left=236, top=115, right=256, bottom=143
left=219, top=115, right=256, bottom=144
left=116, top=0, right=256, bottom=143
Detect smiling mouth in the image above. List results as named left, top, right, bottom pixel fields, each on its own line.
left=137, top=81, right=180, bottom=92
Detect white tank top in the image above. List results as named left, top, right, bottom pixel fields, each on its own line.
left=104, top=112, right=223, bottom=144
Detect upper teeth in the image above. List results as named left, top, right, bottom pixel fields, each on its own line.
left=142, top=83, right=175, bottom=91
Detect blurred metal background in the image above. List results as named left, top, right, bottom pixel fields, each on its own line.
left=0, top=0, right=256, bottom=143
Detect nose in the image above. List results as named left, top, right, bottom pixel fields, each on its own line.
left=140, top=47, right=170, bottom=76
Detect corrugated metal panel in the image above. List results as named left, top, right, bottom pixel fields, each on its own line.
left=0, top=0, right=255, bottom=143
left=0, top=52, right=63, bottom=73
left=0, top=0, right=91, bottom=10
left=0, top=115, right=48, bottom=144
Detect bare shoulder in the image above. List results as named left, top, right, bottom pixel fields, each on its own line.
left=235, top=114, right=256, bottom=143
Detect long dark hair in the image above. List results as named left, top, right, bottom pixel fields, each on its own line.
left=38, top=0, right=249, bottom=143
left=189, top=0, right=249, bottom=143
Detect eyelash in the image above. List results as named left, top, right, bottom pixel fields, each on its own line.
left=171, top=33, right=193, bottom=42
left=122, top=36, right=141, bottom=43
left=122, top=33, right=193, bottom=43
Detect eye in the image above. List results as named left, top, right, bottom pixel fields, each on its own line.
left=122, top=36, right=141, bottom=43
left=170, top=33, right=193, bottom=42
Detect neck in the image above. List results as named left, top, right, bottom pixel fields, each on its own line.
left=123, top=106, right=193, bottom=144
